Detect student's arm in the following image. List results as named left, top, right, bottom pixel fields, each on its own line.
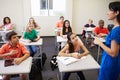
left=0, top=46, right=18, bottom=59
left=77, top=39, right=89, bottom=58
left=33, top=30, right=40, bottom=41
left=60, top=29, right=63, bottom=36
left=94, top=38, right=119, bottom=57
left=14, top=44, right=30, bottom=65
left=34, top=35, right=40, bottom=42
left=6, top=24, right=14, bottom=31
left=97, top=33, right=108, bottom=37
left=58, top=44, right=79, bottom=58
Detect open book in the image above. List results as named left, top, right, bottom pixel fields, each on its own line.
left=57, top=56, right=78, bottom=66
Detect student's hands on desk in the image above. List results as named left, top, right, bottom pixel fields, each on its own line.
left=71, top=53, right=83, bottom=59
left=14, top=58, right=23, bottom=65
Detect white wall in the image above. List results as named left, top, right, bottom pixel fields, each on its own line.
left=72, top=0, right=116, bottom=34
left=0, top=0, right=116, bottom=36
left=0, top=0, right=24, bottom=35
left=0, top=0, right=73, bottom=36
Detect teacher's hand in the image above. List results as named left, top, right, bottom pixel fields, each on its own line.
left=94, top=37, right=102, bottom=45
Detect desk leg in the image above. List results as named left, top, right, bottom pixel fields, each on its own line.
left=39, top=45, right=43, bottom=69
left=61, top=72, right=62, bottom=80
left=27, top=73, right=29, bottom=80
left=97, top=46, right=100, bottom=62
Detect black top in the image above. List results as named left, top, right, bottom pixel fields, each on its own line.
left=84, top=24, right=95, bottom=28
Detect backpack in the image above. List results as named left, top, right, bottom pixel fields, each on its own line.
left=50, top=55, right=58, bottom=71
left=33, top=52, right=47, bottom=69
left=29, top=63, right=43, bottom=80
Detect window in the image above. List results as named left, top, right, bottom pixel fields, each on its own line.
left=31, top=0, right=66, bottom=16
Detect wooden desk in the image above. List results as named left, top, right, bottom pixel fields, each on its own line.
left=57, top=54, right=100, bottom=80
left=0, top=57, right=32, bottom=75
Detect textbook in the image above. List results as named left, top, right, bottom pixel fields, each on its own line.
left=57, top=56, right=78, bottom=66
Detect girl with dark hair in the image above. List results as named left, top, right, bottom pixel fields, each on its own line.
left=61, top=20, right=72, bottom=36
left=0, top=17, right=14, bottom=31
left=58, top=33, right=89, bottom=80
left=94, top=1, right=120, bottom=80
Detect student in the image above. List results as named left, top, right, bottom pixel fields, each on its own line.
left=94, top=20, right=109, bottom=37
left=21, top=24, right=40, bottom=56
left=0, top=31, right=30, bottom=80
left=84, top=19, right=96, bottom=28
left=59, top=20, right=72, bottom=49
left=0, top=17, right=14, bottom=31
left=56, top=16, right=64, bottom=29
left=82, top=19, right=95, bottom=38
left=58, top=32, right=89, bottom=80
left=56, top=16, right=64, bottom=36
left=28, top=17, right=40, bottom=30
left=94, top=1, right=120, bottom=80
left=61, top=20, right=72, bottom=37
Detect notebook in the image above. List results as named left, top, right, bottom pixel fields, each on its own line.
left=57, top=56, right=78, bottom=66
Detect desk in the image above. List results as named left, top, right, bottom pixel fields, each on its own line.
left=56, top=36, right=67, bottom=52
left=84, top=27, right=94, bottom=32
left=57, top=36, right=67, bottom=43
left=20, top=39, right=43, bottom=46
left=20, top=39, right=43, bottom=68
left=0, top=57, right=32, bottom=80
left=0, top=30, right=13, bottom=42
left=20, top=39, right=43, bottom=55
left=57, top=55, right=100, bottom=80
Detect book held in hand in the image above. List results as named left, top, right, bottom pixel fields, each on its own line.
left=57, top=56, right=78, bottom=66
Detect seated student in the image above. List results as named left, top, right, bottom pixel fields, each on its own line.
left=0, top=31, right=30, bottom=80
left=82, top=19, right=95, bottom=38
left=28, top=17, right=40, bottom=30
left=84, top=19, right=96, bottom=28
left=94, top=20, right=109, bottom=37
left=56, top=16, right=64, bottom=36
left=21, top=24, right=40, bottom=56
left=0, top=17, right=15, bottom=31
left=59, top=20, right=72, bottom=49
left=56, top=16, right=64, bottom=29
left=58, top=32, right=89, bottom=80
left=60, top=20, right=72, bottom=37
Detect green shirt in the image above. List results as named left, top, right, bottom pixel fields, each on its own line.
left=24, top=29, right=37, bottom=41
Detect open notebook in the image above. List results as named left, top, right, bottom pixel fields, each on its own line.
left=57, top=57, right=78, bottom=66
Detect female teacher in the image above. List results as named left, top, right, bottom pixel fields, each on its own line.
left=94, top=1, right=120, bottom=80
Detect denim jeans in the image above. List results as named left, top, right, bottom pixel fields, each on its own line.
left=26, top=45, right=37, bottom=56
left=63, top=71, right=85, bottom=80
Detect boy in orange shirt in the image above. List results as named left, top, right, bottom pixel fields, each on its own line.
left=0, top=31, right=30, bottom=80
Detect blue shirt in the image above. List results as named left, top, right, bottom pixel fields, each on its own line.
left=99, top=26, right=120, bottom=80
